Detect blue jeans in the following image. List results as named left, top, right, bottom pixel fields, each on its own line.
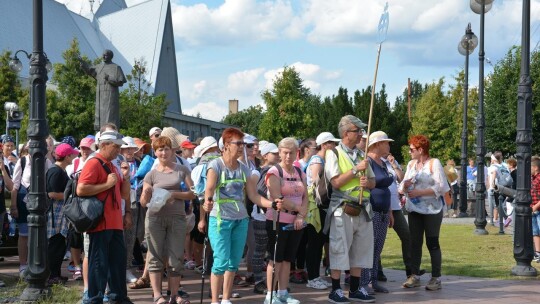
left=85, top=230, right=127, bottom=304
left=208, top=217, right=248, bottom=275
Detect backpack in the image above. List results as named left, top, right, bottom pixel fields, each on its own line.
left=496, top=165, right=513, bottom=188
left=63, top=158, right=112, bottom=233
left=311, top=150, right=338, bottom=209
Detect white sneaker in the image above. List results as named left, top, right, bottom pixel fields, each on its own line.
left=306, top=279, right=327, bottom=290
left=125, top=270, right=137, bottom=283
left=314, top=277, right=331, bottom=287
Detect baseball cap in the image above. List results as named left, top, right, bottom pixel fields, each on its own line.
left=181, top=140, right=196, bottom=149
left=260, top=143, right=278, bottom=156
left=148, top=127, right=162, bottom=137
left=55, top=143, right=79, bottom=158
left=316, top=132, right=340, bottom=146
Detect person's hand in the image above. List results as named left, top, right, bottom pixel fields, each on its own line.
left=124, top=212, right=133, bottom=229
left=203, top=198, right=214, bottom=212
left=10, top=208, right=18, bottom=219
left=106, top=173, right=118, bottom=188
left=359, top=175, right=369, bottom=188
left=294, top=217, right=304, bottom=230
left=356, top=159, right=369, bottom=171
left=198, top=219, right=207, bottom=233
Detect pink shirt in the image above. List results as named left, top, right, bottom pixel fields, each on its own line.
left=265, top=165, right=306, bottom=224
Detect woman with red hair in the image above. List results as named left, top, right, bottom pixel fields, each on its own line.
left=400, top=135, right=449, bottom=291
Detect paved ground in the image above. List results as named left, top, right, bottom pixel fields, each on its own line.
left=1, top=216, right=538, bottom=303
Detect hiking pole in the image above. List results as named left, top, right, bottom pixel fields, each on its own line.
left=269, top=208, right=281, bottom=304
left=200, top=197, right=212, bottom=304
left=359, top=2, right=390, bottom=203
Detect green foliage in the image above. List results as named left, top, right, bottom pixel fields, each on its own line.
left=259, top=66, right=318, bottom=142
left=222, top=104, right=265, bottom=137
left=119, top=58, right=168, bottom=140
left=484, top=47, right=540, bottom=155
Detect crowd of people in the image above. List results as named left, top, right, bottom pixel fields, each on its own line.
left=1, top=113, right=538, bottom=304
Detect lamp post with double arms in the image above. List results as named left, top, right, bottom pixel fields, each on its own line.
left=511, top=0, right=537, bottom=277
left=458, top=23, right=478, bottom=219
left=10, top=0, right=52, bottom=301
left=470, top=0, right=493, bottom=235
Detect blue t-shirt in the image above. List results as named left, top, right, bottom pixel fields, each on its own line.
left=369, top=157, right=394, bottom=213
left=207, top=158, right=251, bottom=220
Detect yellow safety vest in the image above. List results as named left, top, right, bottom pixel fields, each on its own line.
left=335, top=147, right=370, bottom=199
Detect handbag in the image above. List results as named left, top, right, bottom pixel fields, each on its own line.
left=63, top=158, right=112, bottom=233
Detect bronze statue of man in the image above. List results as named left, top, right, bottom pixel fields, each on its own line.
left=81, top=50, right=126, bottom=131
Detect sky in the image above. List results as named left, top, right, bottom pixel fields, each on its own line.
left=57, top=0, right=540, bottom=122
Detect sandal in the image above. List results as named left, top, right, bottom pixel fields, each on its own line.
left=129, top=276, right=150, bottom=289
left=154, top=296, right=167, bottom=304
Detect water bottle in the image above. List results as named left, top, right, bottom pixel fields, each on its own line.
left=408, top=178, right=421, bottom=205
left=282, top=222, right=307, bottom=231
left=8, top=214, right=16, bottom=237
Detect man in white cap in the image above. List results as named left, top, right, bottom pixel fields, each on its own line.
left=77, top=128, right=134, bottom=303
left=324, top=115, right=376, bottom=303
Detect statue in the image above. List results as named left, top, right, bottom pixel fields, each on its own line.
left=80, top=50, right=126, bottom=131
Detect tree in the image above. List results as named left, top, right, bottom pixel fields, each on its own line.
left=0, top=50, right=26, bottom=134
left=119, top=58, right=168, bottom=140
left=258, top=66, right=318, bottom=142
left=222, top=105, right=265, bottom=137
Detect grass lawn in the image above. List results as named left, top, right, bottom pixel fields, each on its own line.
left=381, top=223, right=540, bottom=280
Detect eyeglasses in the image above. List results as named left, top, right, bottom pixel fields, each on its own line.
left=246, top=143, right=255, bottom=149
left=229, top=141, right=245, bottom=146
left=347, top=128, right=362, bottom=133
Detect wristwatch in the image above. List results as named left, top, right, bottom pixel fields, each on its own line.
left=351, top=167, right=358, bottom=176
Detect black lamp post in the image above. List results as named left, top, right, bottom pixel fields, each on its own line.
left=458, top=23, right=478, bottom=219
left=471, top=0, right=493, bottom=235
left=511, top=0, right=537, bottom=277
left=10, top=0, right=52, bottom=301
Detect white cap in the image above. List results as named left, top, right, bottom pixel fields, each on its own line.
left=260, top=143, right=278, bottom=156
left=148, top=127, right=162, bottom=137
left=196, top=136, right=218, bottom=158
left=316, top=132, right=340, bottom=146
left=98, top=130, right=126, bottom=146
left=368, top=131, right=393, bottom=148
left=121, top=136, right=138, bottom=149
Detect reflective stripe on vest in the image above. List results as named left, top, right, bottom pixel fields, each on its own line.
left=336, top=148, right=370, bottom=199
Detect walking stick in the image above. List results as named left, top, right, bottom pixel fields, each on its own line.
left=359, top=2, right=390, bottom=203
left=269, top=210, right=281, bottom=304
left=200, top=197, right=211, bottom=304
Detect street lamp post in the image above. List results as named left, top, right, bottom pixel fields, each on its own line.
left=11, top=0, right=52, bottom=301
left=511, top=0, right=537, bottom=277
left=471, top=0, right=493, bottom=235
left=458, top=23, right=478, bottom=219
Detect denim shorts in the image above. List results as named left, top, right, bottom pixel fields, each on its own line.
left=532, top=211, right=540, bottom=236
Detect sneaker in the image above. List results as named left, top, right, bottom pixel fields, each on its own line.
left=315, top=277, right=332, bottom=288
left=233, top=274, right=248, bottom=286
left=184, top=260, right=196, bottom=270
left=253, top=281, right=267, bottom=294
left=349, top=287, right=376, bottom=303
left=125, top=270, right=137, bottom=283
left=264, top=292, right=284, bottom=304
left=67, top=261, right=77, bottom=272
left=504, top=217, right=513, bottom=227
left=328, top=289, right=350, bottom=303
left=306, top=279, right=328, bottom=290
left=289, top=272, right=306, bottom=284
left=425, top=277, right=442, bottom=291
left=278, top=292, right=300, bottom=304
left=402, top=275, right=420, bottom=288
left=73, top=268, right=82, bottom=281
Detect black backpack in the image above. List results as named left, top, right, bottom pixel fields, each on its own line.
left=63, top=158, right=112, bottom=233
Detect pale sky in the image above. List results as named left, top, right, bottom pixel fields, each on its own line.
left=57, top=0, right=540, bottom=121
